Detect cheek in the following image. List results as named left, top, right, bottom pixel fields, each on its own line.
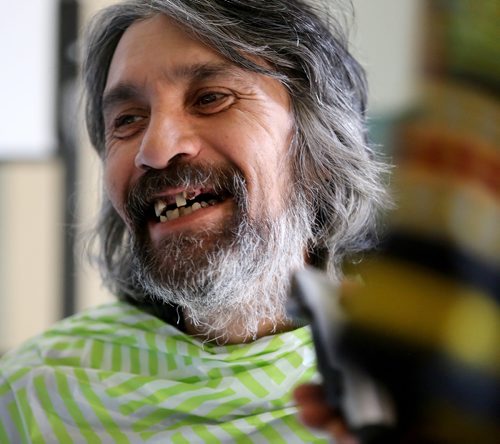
left=251, top=124, right=293, bottom=187
left=103, top=156, right=132, bottom=222
left=231, top=132, right=292, bottom=215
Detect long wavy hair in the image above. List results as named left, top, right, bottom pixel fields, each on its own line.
left=82, top=0, right=389, bottom=299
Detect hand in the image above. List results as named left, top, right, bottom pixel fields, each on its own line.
left=293, top=383, right=360, bottom=444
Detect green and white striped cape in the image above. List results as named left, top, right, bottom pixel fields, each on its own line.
left=0, top=302, right=330, bottom=443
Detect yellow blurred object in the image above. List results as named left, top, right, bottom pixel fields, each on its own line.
left=344, top=257, right=500, bottom=374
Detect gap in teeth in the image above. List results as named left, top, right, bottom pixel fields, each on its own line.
left=156, top=192, right=220, bottom=222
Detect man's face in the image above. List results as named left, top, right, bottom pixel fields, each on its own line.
left=102, top=14, right=294, bottom=249
left=101, top=14, right=311, bottom=341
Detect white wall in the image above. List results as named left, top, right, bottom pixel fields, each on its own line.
left=0, top=0, right=57, bottom=160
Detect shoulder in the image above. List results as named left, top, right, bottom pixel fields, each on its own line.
left=0, top=302, right=160, bottom=371
left=0, top=302, right=173, bottom=414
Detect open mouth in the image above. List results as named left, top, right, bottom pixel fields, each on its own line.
left=151, top=187, right=231, bottom=223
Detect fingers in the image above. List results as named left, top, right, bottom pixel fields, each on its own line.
left=293, top=383, right=359, bottom=444
left=294, top=385, right=336, bottom=427
left=293, top=382, right=325, bottom=402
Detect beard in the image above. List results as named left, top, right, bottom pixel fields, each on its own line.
left=124, top=162, right=313, bottom=343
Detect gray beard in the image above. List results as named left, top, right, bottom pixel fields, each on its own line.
left=129, top=196, right=312, bottom=343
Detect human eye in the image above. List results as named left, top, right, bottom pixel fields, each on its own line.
left=111, top=113, right=147, bottom=139
left=193, top=90, right=235, bottom=114
left=115, top=114, right=143, bottom=128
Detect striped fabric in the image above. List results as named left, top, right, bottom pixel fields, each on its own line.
left=0, top=302, right=328, bottom=443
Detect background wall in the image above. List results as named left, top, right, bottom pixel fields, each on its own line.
left=0, top=0, right=423, bottom=353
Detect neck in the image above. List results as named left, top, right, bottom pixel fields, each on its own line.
left=183, top=311, right=297, bottom=345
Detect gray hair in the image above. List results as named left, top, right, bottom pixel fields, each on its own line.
left=83, top=0, right=389, bottom=297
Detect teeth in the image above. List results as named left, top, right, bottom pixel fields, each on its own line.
left=167, top=208, right=179, bottom=220
left=179, top=206, right=193, bottom=216
left=176, top=193, right=187, bottom=208
left=157, top=192, right=219, bottom=223
left=155, top=200, right=167, bottom=217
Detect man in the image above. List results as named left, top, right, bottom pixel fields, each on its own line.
left=0, top=0, right=386, bottom=441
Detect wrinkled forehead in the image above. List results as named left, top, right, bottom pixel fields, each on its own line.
left=105, top=14, right=223, bottom=87
left=103, top=12, right=290, bottom=112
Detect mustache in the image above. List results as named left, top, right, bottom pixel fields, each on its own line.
left=124, top=162, right=247, bottom=228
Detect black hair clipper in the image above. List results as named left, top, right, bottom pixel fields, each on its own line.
left=288, top=267, right=397, bottom=444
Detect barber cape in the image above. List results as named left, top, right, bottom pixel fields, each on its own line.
left=0, top=302, right=329, bottom=443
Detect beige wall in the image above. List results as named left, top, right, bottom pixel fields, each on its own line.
left=0, top=162, right=63, bottom=352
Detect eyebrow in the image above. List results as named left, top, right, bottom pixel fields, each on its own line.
left=102, top=61, right=247, bottom=116
left=102, top=84, right=143, bottom=117
left=170, top=61, right=242, bottom=84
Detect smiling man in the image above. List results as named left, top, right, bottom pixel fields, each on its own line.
left=0, top=0, right=387, bottom=441
left=102, top=14, right=307, bottom=344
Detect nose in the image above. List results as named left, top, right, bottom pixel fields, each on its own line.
left=134, top=113, right=202, bottom=170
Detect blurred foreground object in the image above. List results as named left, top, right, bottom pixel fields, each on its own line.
left=290, top=43, right=500, bottom=444
left=290, top=258, right=499, bottom=444
left=290, top=3, right=500, bottom=436
left=290, top=60, right=500, bottom=444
